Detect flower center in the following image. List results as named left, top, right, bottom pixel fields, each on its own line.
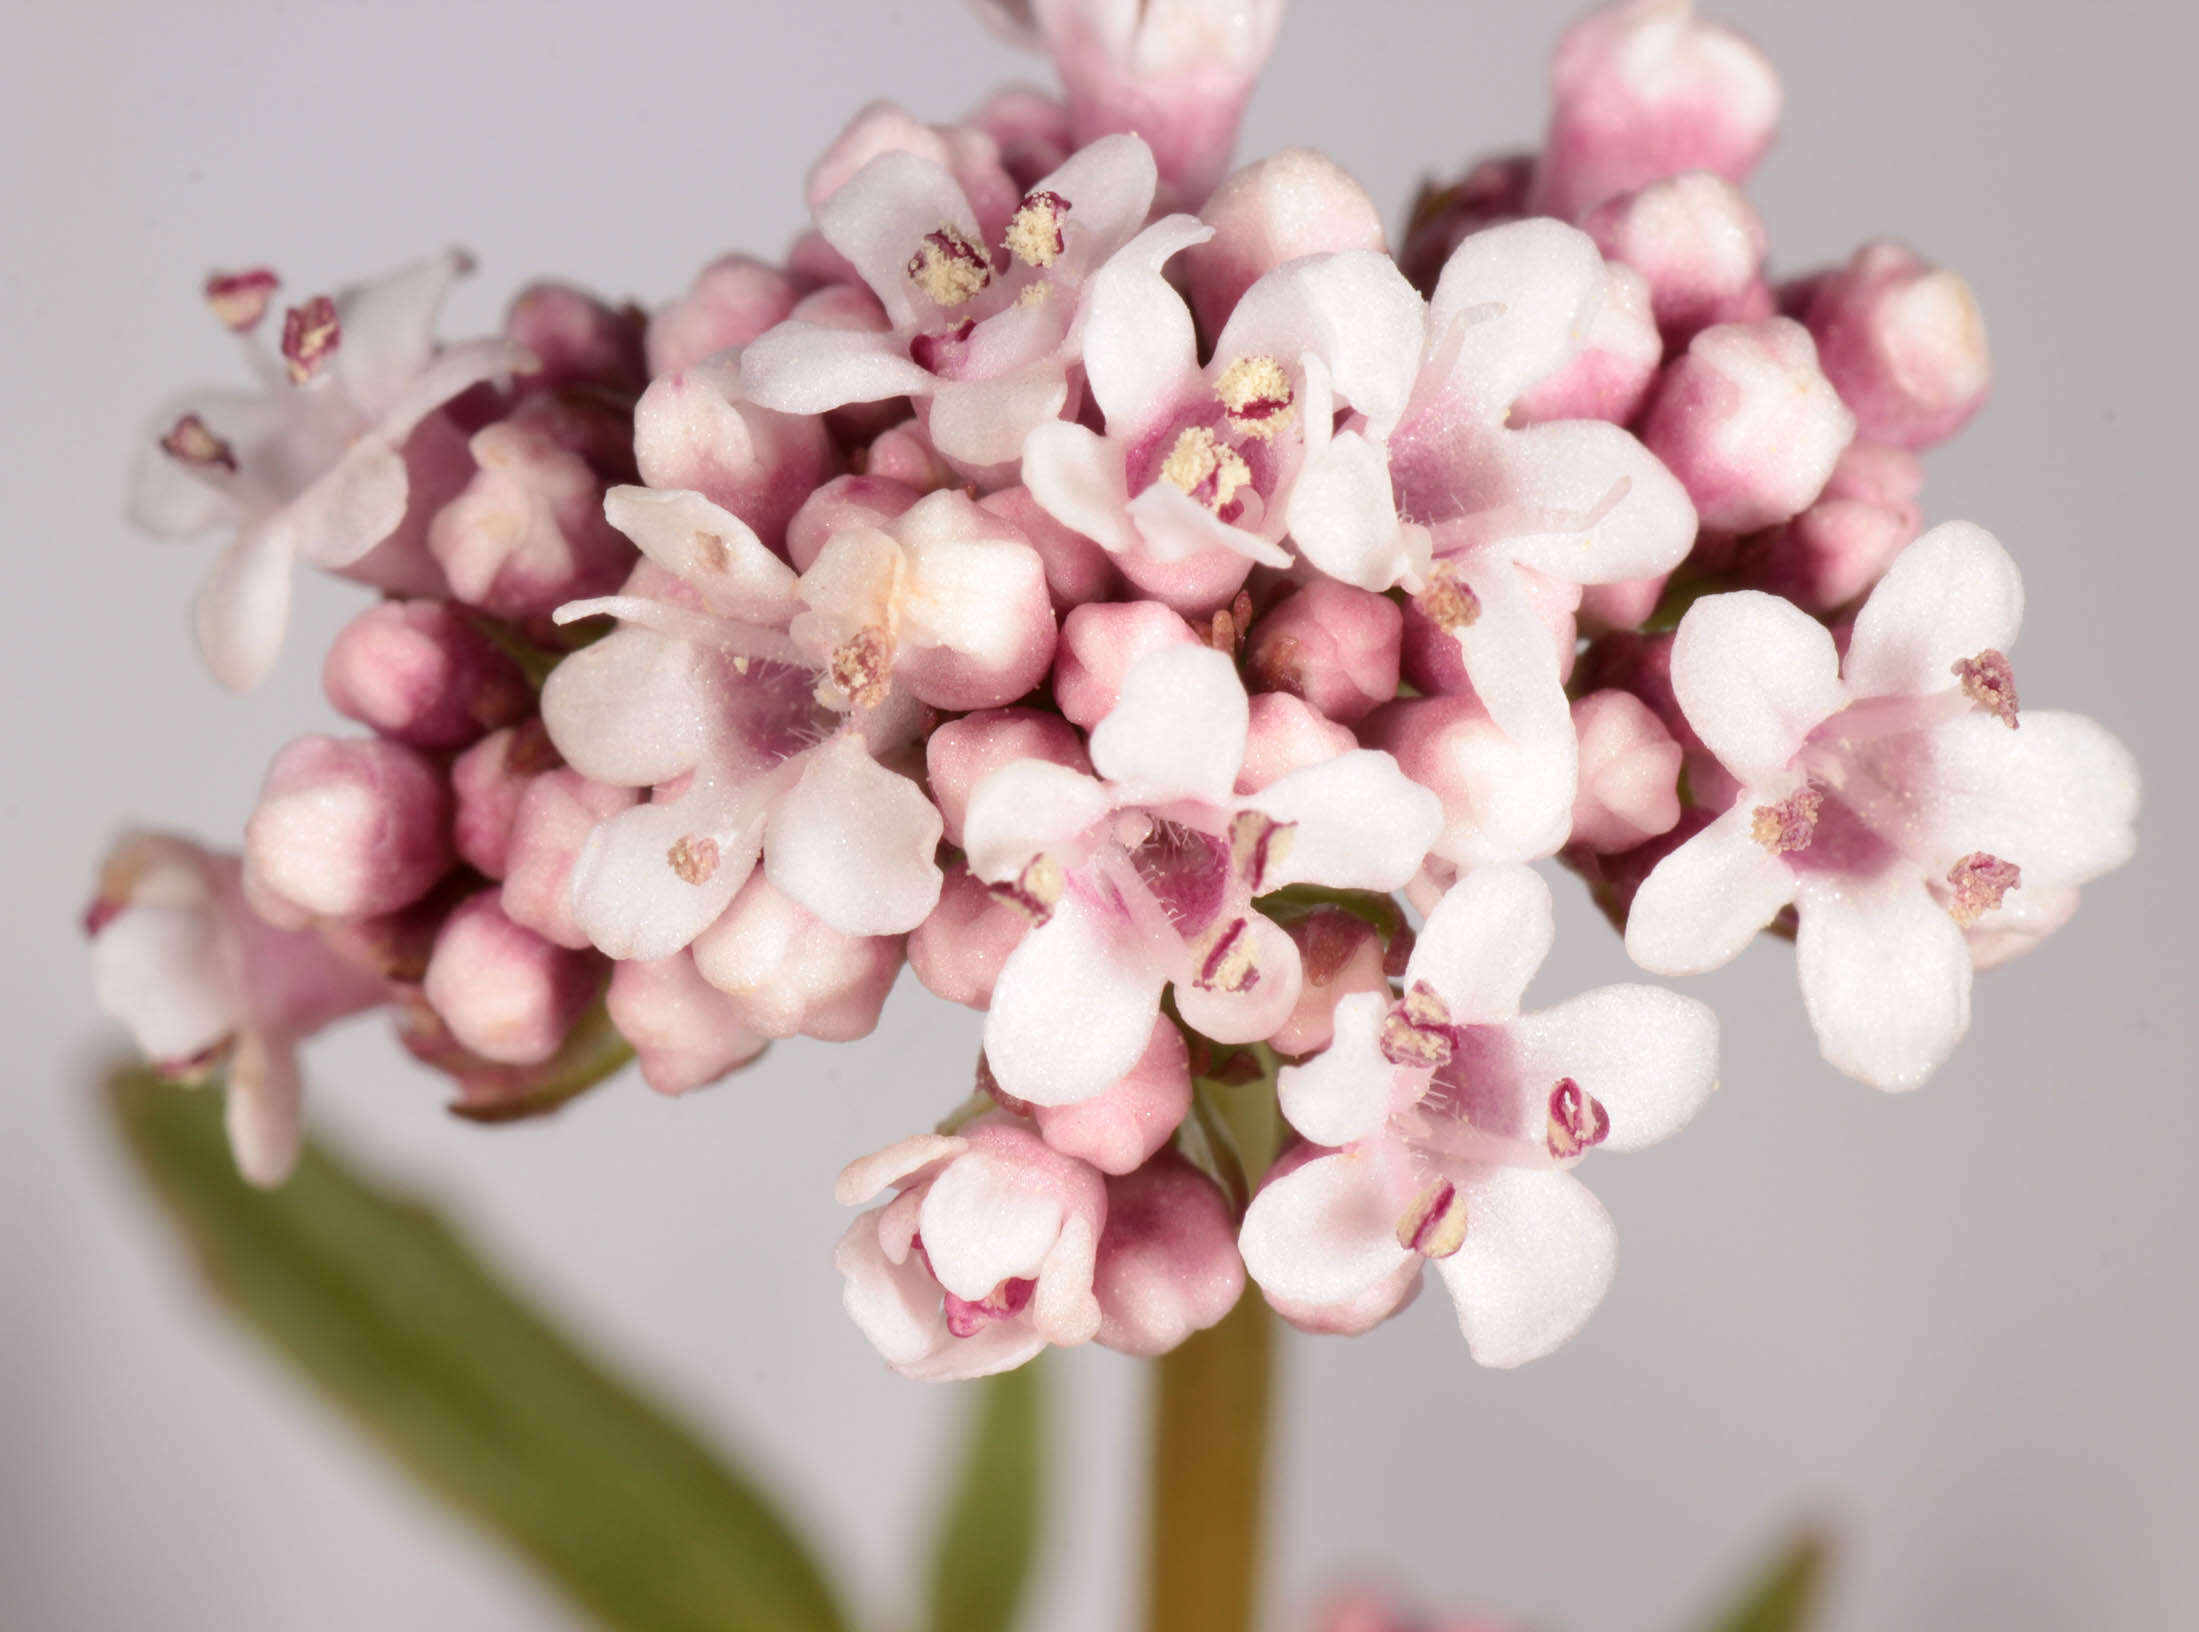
left=1160, top=425, right=1254, bottom=515
left=1213, top=354, right=1295, bottom=440
left=1751, top=785, right=1824, bottom=855
left=905, top=227, right=993, bottom=307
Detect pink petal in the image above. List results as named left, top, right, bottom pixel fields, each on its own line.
left=962, top=759, right=1114, bottom=883
left=1287, top=430, right=1419, bottom=590
left=1022, top=419, right=1142, bottom=555
left=1425, top=219, right=1606, bottom=420
left=1239, top=1150, right=1415, bottom=1312
left=569, top=779, right=762, bottom=961
left=984, top=894, right=1166, bottom=1107
left=926, top=371, right=1071, bottom=468
left=539, top=626, right=707, bottom=788
left=226, top=1031, right=305, bottom=1189
left=1215, top=250, right=1426, bottom=435
left=333, top=250, right=466, bottom=416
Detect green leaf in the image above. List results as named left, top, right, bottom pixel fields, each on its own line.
left=923, top=1359, right=1047, bottom=1632
left=108, top=1067, right=849, bottom=1632
left=1697, top=1526, right=1833, bottom=1632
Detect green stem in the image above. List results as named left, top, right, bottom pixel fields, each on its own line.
left=1142, top=1291, right=1275, bottom=1632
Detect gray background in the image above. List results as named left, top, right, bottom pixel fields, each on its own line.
left=3, top=1, right=2191, bottom=1627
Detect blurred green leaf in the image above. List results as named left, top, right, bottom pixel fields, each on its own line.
left=1698, top=1526, right=1832, bottom=1632
left=923, top=1360, right=1047, bottom=1632
left=108, top=1067, right=849, bottom=1632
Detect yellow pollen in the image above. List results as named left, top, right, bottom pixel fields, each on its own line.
left=1004, top=193, right=1068, bottom=268
left=906, top=228, right=992, bottom=306
left=1213, top=354, right=1295, bottom=439
left=1160, top=426, right=1253, bottom=513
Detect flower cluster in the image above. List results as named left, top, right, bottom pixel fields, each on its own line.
left=91, top=0, right=2139, bottom=1380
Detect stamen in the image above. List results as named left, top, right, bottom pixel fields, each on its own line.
left=1750, top=786, right=1823, bottom=855
left=908, top=317, right=975, bottom=372
left=1004, top=189, right=1071, bottom=268
left=1213, top=354, right=1295, bottom=439
left=280, top=295, right=341, bottom=384
left=905, top=227, right=993, bottom=307
left=1396, top=1178, right=1469, bottom=1259
left=1159, top=426, right=1253, bottom=514
left=203, top=267, right=279, bottom=332
left=1228, top=809, right=1295, bottom=894
left=1414, top=560, right=1481, bottom=632
left=828, top=627, right=895, bottom=709
left=942, top=1276, right=1036, bottom=1338
left=1946, top=851, right=2021, bottom=926
left=1380, top=980, right=1455, bottom=1068
left=1952, top=649, right=2019, bottom=729
left=989, top=854, right=1065, bottom=925
left=1195, top=916, right=1262, bottom=992
left=1546, top=1077, right=1612, bottom=1160
left=666, top=834, right=720, bottom=885
left=159, top=413, right=237, bottom=473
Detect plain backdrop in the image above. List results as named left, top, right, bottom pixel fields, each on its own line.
left=3, top=2, right=2192, bottom=1628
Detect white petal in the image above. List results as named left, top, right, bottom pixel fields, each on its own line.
left=1276, top=992, right=1395, bottom=1147
left=1238, top=1151, right=1414, bottom=1310
left=192, top=522, right=296, bottom=694
left=1082, top=221, right=1204, bottom=434
left=1408, top=863, right=1554, bottom=1025
left=284, top=437, right=411, bottom=570
left=1843, top=521, right=2025, bottom=700
left=1286, top=431, right=1417, bottom=590
left=816, top=149, right=981, bottom=328
left=1216, top=251, right=1427, bottom=435
left=984, top=895, right=1165, bottom=1107
left=927, top=370, right=1069, bottom=468
left=1245, top=750, right=1442, bottom=891
left=1917, top=710, right=2140, bottom=888
left=962, top=760, right=1115, bottom=883
left=602, top=487, right=800, bottom=625
left=1435, top=1167, right=1616, bottom=1368
left=334, top=251, right=465, bottom=415
left=128, top=390, right=269, bottom=535
left=375, top=338, right=526, bottom=442
left=1672, top=590, right=1847, bottom=781
left=1022, top=419, right=1142, bottom=556
left=1426, top=219, right=1605, bottom=419
left=739, top=321, right=936, bottom=415
left=1125, top=479, right=1292, bottom=568
left=91, top=905, right=241, bottom=1060
left=835, top=1132, right=968, bottom=1206
left=225, top=1031, right=305, bottom=1189
left=896, top=1318, right=1051, bottom=1383
left=1495, top=421, right=1699, bottom=585
left=1033, top=133, right=1158, bottom=267
left=765, top=736, right=943, bottom=936
left=1795, top=870, right=1973, bottom=1091
left=1507, top=985, right=1720, bottom=1153
left=539, top=626, right=708, bottom=788
left=1088, top=644, right=1248, bottom=807
left=918, top=1152, right=1070, bottom=1300
left=1453, top=554, right=1575, bottom=747
left=835, top=1212, right=952, bottom=1369
left=570, top=780, right=761, bottom=961
left=1624, top=801, right=1799, bottom=974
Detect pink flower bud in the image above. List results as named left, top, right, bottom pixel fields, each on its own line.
left=428, top=420, right=635, bottom=622
left=1093, top=1152, right=1245, bottom=1357
left=321, top=600, right=531, bottom=750
left=927, top=708, right=1089, bottom=849
left=1802, top=240, right=1991, bottom=450
left=786, top=474, right=923, bottom=572
left=690, top=874, right=902, bottom=1042
left=863, top=419, right=957, bottom=492
left=1398, top=154, right=1533, bottom=296
left=806, top=99, right=1020, bottom=243
left=505, top=282, right=646, bottom=394
left=1112, top=542, right=1257, bottom=619
left=1236, top=692, right=1358, bottom=795
left=646, top=255, right=802, bottom=379
left=422, top=891, right=602, bottom=1067
left=979, top=486, right=1117, bottom=612
left=1533, top=0, right=1783, bottom=221
left=451, top=720, right=563, bottom=879
left=605, top=952, right=770, bottom=1095
left=1025, top=1017, right=1192, bottom=1175
left=1511, top=262, right=1663, bottom=426
left=1243, top=580, right=1403, bottom=727
left=244, top=736, right=453, bottom=924
left=1272, top=907, right=1390, bottom=1056
left=1581, top=171, right=1771, bottom=343
left=1360, top=694, right=1577, bottom=867
left=500, top=769, right=641, bottom=950
left=1184, top=147, right=1389, bottom=334
left=1740, top=439, right=1924, bottom=611
left=1052, top=600, right=1201, bottom=728
left=1569, top=690, right=1684, bottom=853
left=632, top=356, right=830, bottom=553
left=1576, top=572, right=1668, bottom=634
left=1639, top=317, right=1856, bottom=533
left=908, top=863, right=1029, bottom=1010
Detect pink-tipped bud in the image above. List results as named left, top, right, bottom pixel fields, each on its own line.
left=862, top=419, right=957, bottom=492
left=605, top=952, right=770, bottom=1096
left=1243, top=580, right=1403, bottom=727
left=1184, top=148, right=1388, bottom=334
left=322, top=600, right=531, bottom=750
left=646, top=255, right=803, bottom=379
left=1512, top=262, right=1664, bottom=426
left=690, top=875, right=902, bottom=1042
left=786, top=474, right=924, bottom=573
left=1740, top=440, right=1924, bottom=611
left=807, top=100, right=1020, bottom=243
left=1110, top=539, right=1257, bottom=619
left=633, top=355, right=831, bottom=553
left=505, top=282, right=646, bottom=393
left=1801, top=240, right=1991, bottom=450
left=1360, top=695, right=1577, bottom=868
left=1272, top=908, right=1391, bottom=1056
left=1398, top=155, right=1533, bottom=296
left=1533, top=0, right=1783, bottom=221
left=1569, top=690, right=1684, bottom=853
left=968, top=85, right=1075, bottom=187
left=1052, top=601, right=1202, bottom=728
left=927, top=709, right=1089, bottom=850
left=1025, top=1017, right=1193, bottom=1176
left=1237, top=692, right=1358, bottom=795
left=978, top=486, right=1117, bottom=612
left=1093, top=1152, right=1245, bottom=1357
left=1576, top=572, right=1669, bottom=635
left=908, top=863, right=1030, bottom=1010
left=500, top=770, right=641, bottom=951
left=450, top=720, right=563, bottom=879
left=244, top=736, right=453, bottom=924
left=421, top=891, right=601, bottom=1067
left=1639, top=317, right=1856, bottom=533
left=428, top=420, right=635, bottom=622
left=1581, top=171, right=1771, bottom=343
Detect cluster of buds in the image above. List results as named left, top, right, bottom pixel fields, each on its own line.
left=92, top=0, right=2138, bottom=1379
